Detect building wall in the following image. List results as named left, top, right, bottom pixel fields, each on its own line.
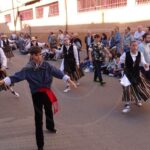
left=0, top=0, right=150, bottom=45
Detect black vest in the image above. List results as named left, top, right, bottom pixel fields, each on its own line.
left=125, top=51, right=141, bottom=84
left=63, top=44, right=76, bottom=72
left=31, top=42, right=38, bottom=47
left=2, top=40, right=9, bottom=47
left=63, top=45, right=75, bottom=61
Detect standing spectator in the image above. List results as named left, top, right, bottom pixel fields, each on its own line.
left=48, top=32, right=54, bottom=45
left=134, top=25, right=145, bottom=45
left=101, top=33, right=108, bottom=47
left=57, top=29, right=64, bottom=47
left=139, top=33, right=150, bottom=80
left=123, top=27, right=133, bottom=52
left=114, top=26, right=122, bottom=54
left=109, top=30, right=116, bottom=49
left=84, top=31, right=94, bottom=60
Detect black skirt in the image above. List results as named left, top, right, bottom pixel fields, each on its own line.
left=3, top=46, right=14, bottom=58
left=122, top=73, right=150, bottom=102
left=0, top=69, right=9, bottom=91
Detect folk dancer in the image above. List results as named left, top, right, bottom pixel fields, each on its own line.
left=0, top=47, right=19, bottom=96
left=60, top=36, right=84, bottom=92
left=0, top=46, right=76, bottom=150
left=89, top=34, right=111, bottom=85
left=0, top=34, right=14, bottom=60
left=120, top=40, right=150, bottom=113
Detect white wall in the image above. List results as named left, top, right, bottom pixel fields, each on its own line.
left=0, top=0, right=150, bottom=31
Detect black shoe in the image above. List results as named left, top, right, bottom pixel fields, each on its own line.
left=38, top=146, right=43, bottom=150
left=47, top=128, right=57, bottom=133
left=100, top=81, right=106, bottom=86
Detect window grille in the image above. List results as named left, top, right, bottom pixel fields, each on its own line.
left=77, top=0, right=127, bottom=12
left=36, top=6, right=43, bottom=18
left=19, top=9, right=33, bottom=21
left=136, top=0, right=150, bottom=4
left=49, top=2, right=59, bottom=16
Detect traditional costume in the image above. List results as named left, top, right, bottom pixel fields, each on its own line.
left=1, top=46, right=72, bottom=150
left=120, top=51, right=150, bottom=113
left=60, top=36, right=84, bottom=92
left=0, top=47, right=19, bottom=96
left=1, top=35, right=14, bottom=59
left=89, top=34, right=107, bottom=85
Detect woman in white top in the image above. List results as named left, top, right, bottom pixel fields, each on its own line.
left=0, top=48, right=19, bottom=97
left=120, top=40, right=150, bottom=113
left=59, top=36, right=84, bottom=92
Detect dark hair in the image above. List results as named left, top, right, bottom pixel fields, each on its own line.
left=94, top=34, right=100, bottom=38
left=143, top=32, right=150, bottom=40
left=29, top=46, right=41, bottom=55
left=147, top=26, right=150, bottom=31
left=127, top=26, right=131, bottom=31
left=101, top=33, right=107, bottom=40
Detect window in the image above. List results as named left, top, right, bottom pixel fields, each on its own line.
left=78, top=0, right=96, bottom=11
left=96, top=0, right=127, bottom=8
left=49, top=2, right=59, bottom=16
left=136, top=0, right=150, bottom=4
left=36, top=6, right=43, bottom=18
left=77, top=0, right=127, bottom=12
left=19, top=9, right=33, bottom=21
left=5, top=14, right=11, bottom=23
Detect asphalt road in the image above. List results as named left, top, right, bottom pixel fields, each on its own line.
left=0, top=50, right=150, bottom=150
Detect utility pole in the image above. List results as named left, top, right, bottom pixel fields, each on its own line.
left=12, top=0, right=16, bottom=33
left=64, top=0, right=68, bottom=32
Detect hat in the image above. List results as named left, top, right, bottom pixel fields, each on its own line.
left=31, top=36, right=37, bottom=41
left=29, top=46, right=41, bottom=55
left=1, top=34, right=7, bottom=38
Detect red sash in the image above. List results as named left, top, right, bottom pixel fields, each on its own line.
left=38, top=87, right=58, bottom=114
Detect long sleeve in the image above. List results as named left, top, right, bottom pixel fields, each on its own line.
left=0, top=48, right=7, bottom=69
left=3, top=69, right=26, bottom=86
left=119, top=52, right=126, bottom=64
left=9, top=69, right=26, bottom=84
left=1, top=41, right=4, bottom=48
left=49, top=63, right=70, bottom=81
left=140, top=52, right=147, bottom=66
left=73, top=45, right=79, bottom=65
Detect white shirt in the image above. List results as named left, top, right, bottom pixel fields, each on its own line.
left=60, top=45, right=79, bottom=65
left=0, top=48, right=7, bottom=69
left=120, top=51, right=146, bottom=66
left=120, top=51, right=147, bottom=87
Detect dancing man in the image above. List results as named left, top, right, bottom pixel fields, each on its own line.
left=0, top=46, right=76, bottom=150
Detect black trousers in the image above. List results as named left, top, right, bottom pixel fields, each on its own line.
left=32, top=92, right=55, bottom=148
left=86, top=45, right=90, bottom=59
left=93, top=60, right=103, bottom=82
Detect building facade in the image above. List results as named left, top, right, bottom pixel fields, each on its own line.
left=0, top=0, right=150, bottom=40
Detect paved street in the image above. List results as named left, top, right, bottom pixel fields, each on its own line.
left=0, top=50, right=150, bottom=150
